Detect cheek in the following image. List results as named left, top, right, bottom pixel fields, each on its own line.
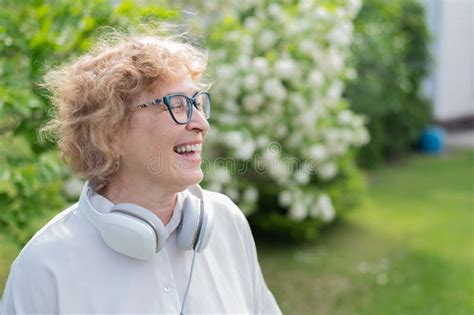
left=124, top=114, right=181, bottom=162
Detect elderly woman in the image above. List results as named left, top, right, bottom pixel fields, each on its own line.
left=1, top=31, right=281, bottom=314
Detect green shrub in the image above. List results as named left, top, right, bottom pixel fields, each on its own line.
left=0, top=0, right=177, bottom=246
left=345, top=0, right=432, bottom=168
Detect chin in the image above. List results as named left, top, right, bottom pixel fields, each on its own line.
left=177, top=169, right=204, bottom=188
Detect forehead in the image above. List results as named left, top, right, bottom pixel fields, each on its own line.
left=140, top=77, right=198, bottom=102
left=134, top=78, right=197, bottom=106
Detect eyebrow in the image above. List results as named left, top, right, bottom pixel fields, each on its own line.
left=167, top=90, right=200, bottom=96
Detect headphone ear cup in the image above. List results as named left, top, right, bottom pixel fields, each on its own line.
left=177, top=196, right=200, bottom=251
left=195, top=205, right=214, bottom=253
left=106, top=203, right=166, bottom=260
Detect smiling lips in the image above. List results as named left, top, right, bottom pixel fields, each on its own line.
left=173, top=143, right=202, bottom=154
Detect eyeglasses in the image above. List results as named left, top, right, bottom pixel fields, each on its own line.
left=136, top=91, right=211, bottom=125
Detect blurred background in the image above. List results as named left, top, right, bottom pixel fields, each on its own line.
left=0, top=0, right=472, bottom=314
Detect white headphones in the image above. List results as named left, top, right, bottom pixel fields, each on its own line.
left=79, top=181, right=214, bottom=260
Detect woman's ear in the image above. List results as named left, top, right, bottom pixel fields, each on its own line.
left=111, top=123, right=129, bottom=158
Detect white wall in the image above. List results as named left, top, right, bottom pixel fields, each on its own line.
left=426, top=0, right=474, bottom=121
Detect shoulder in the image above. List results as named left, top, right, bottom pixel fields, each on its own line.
left=10, top=202, right=99, bottom=276
left=202, top=189, right=248, bottom=224
left=2, top=203, right=93, bottom=312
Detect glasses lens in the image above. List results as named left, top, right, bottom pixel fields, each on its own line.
left=168, top=95, right=190, bottom=124
left=194, top=93, right=211, bottom=119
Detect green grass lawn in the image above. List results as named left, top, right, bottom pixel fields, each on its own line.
left=259, top=149, right=474, bottom=315
left=1, top=150, right=473, bottom=314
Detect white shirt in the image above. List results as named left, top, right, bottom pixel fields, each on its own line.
left=1, top=187, right=281, bottom=314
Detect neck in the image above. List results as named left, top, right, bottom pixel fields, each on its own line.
left=97, top=176, right=178, bottom=225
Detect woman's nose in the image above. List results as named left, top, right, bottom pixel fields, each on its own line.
left=186, top=106, right=210, bottom=134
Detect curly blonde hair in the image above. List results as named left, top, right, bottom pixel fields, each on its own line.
left=41, top=30, right=208, bottom=186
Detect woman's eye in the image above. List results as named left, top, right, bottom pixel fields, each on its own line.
left=171, top=105, right=184, bottom=112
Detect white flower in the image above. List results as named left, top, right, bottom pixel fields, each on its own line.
left=348, top=0, right=362, bottom=15
left=227, top=30, right=241, bottom=42
left=269, top=159, right=290, bottom=181
left=262, top=146, right=279, bottom=161
left=327, top=27, right=351, bottom=46
left=206, top=182, right=222, bottom=193
left=263, top=78, right=287, bottom=101
left=326, top=50, right=344, bottom=72
left=275, top=58, right=299, bottom=80
left=302, top=160, right=318, bottom=174
left=258, top=30, right=278, bottom=51
left=341, top=129, right=354, bottom=143
left=299, top=39, right=317, bottom=55
left=327, top=24, right=352, bottom=46
left=242, top=73, right=259, bottom=91
left=309, top=70, right=324, bottom=86
left=279, top=190, right=292, bottom=207
left=351, top=115, right=365, bottom=128
left=224, top=79, right=240, bottom=99
left=310, top=194, right=335, bottom=222
left=288, top=201, right=307, bottom=221
left=223, top=100, right=239, bottom=113
left=242, top=93, right=264, bottom=112
left=299, top=109, right=318, bottom=129
left=299, top=0, right=314, bottom=12
left=286, top=21, right=305, bottom=37
left=335, top=8, right=347, bottom=19
left=249, top=116, right=264, bottom=129
left=318, top=162, right=338, bottom=179
left=294, top=167, right=310, bottom=184
left=235, top=140, right=256, bottom=160
left=64, top=177, right=84, bottom=198
left=316, top=7, right=329, bottom=20
left=328, top=141, right=348, bottom=155
left=353, top=128, right=370, bottom=146
left=268, top=3, right=283, bottom=19
left=216, top=65, right=235, bottom=81
left=238, top=55, right=251, bottom=68
left=252, top=57, right=270, bottom=76
left=338, top=110, right=353, bottom=125
left=225, top=131, right=244, bottom=146
left=244, top=17, right=260, bottom=32
left=212, top=167, right=231, bottom=184
left=256, top=135, right=269, bottom=148
left=241, top=35, right=253, bottom=54
left=327, top=80, right=344, bottom=100
left=218, top=114, right=239, bottom=126
left=243, top=186, right=258, bottom=203
left=308, top=144, right=328, bottom=161
left=290, top=92, right=306, bottom=110
left=275, top=125, right=288, bottom=137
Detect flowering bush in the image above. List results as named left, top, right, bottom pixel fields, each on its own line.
left=190, top=0, right=370, bottom=240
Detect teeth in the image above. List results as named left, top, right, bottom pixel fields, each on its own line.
left=174, top=143, right=202, bottom=153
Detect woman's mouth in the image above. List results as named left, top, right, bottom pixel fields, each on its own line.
left=173, top=143, right=202, bottom=162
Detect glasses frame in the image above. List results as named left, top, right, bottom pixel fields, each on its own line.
left=137, top=91, right=211, bottom=125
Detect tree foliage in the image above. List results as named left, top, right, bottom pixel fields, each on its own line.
left=0, top=0, right=177, bottom=245
left=346, top=0, right=432, bottom=168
